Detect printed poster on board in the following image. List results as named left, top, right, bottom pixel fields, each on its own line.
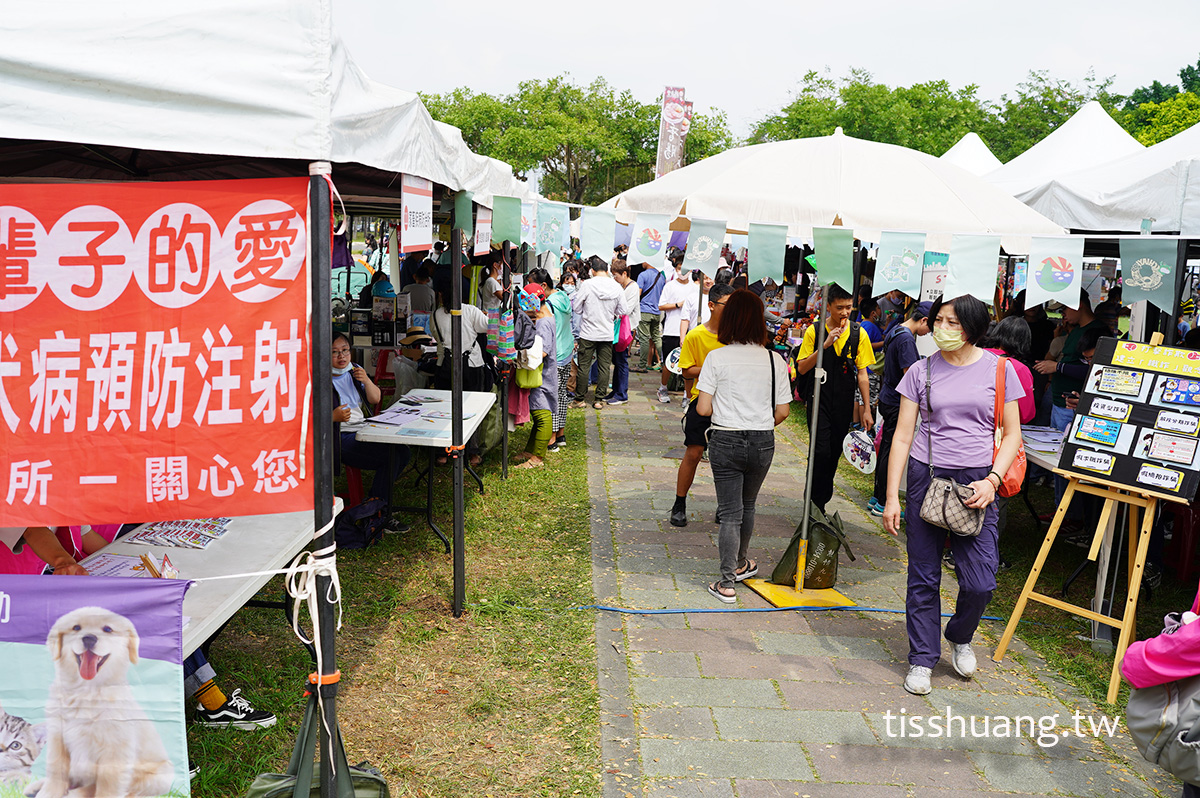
left=0, top=575, right=191, bottom=796
left=473, top=206, right=493, bottom=257
left=1058, top=337, right=1200, bottom=500
left=400, top=175, right=433, bottom=254
left=0, top=179, right=315, bottom=526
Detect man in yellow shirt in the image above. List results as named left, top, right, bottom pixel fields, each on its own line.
left=670, top=283, right=736, bottom=527
left=795, top=283, right=875, bottom=512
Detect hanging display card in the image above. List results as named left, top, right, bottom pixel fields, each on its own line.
left=1059, top=337, right=1200, bottom=499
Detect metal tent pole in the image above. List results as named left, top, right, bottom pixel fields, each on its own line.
left=500, top=240, right=512, bottom=480
left=797, top=284, right=828, bottom=588
left=451, top=228, right=467, bottom=618
left=307, top=173, right=339, bottom=798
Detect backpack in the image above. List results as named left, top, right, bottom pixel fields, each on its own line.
left=333, top=498, right=389, bottom=550
left=793, top=322, right=860, bottom=404
left=513, top=308, right=537, bottom=351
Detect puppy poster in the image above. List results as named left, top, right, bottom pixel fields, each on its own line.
left=0, top=575, right=190, bottom=797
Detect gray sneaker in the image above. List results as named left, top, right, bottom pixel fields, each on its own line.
left=657, top=387, right=670, bottom=404
left=904, top=665, right=932, bottom=695
left=949, top=642, right=977, bottom=679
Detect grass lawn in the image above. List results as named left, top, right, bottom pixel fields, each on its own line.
left=188, top=411, right=599, bottom=797
left=785, top=407, right=1190, bottom=713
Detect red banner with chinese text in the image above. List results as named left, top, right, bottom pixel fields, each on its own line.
left=0, top=178, right=315, bottom=526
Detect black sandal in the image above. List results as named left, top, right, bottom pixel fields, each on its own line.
left=734, top=559, right=758, bottom=582
left=708, top=582, right=736, bottom=604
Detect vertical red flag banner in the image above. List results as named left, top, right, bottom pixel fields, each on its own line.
left=0, top=178, right=315, bottom=526
left=654, top=86, right=688, bottom=179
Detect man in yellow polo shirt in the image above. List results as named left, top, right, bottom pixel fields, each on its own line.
left=795, top=283, right=874, bottom=512
left=669, top=283, right=737, bottom=527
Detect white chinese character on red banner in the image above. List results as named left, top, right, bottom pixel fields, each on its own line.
left=222, top=200, right=305, bottom=303
left=140, top=329, right=191, bottom=431
left=252, top=448, right=298, bottom=493
left=0, top=334, right=20, bottom=433
left=146, top=456, right=188, bottom=502
left=86, top=332, right=137, bottom=432
left=193, top=325, right=243, bottom=426
left=6, top=459, right=51, bottom=506
left=0, top=216, right=37, bottom=300
left=48, top=206, right=133, bottom=311
left=135, top=204, right=221, bottom=308
left=198, top=454, right=244, bottom=498
left=29, top=331, right=80, bottom=433
left=250, top=319, right=302, bottom=423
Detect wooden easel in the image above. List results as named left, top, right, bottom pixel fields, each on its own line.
left=993, top=469, right=1184, bottom=703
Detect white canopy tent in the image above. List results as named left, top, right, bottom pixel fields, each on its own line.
left=985, top=101, right=1144, bottom=201
left=602, top=128, right=1064, bottom=252
left=0, top=0, right=527, bottom=206
left=939, top=132, right=1003, bottom=176
left=1021, top=120, right=1200, bottom=235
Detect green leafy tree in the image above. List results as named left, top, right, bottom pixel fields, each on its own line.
left=1120, top=92, right=1200, bottom=145
left=423, top=76, right=735, bottom=205
left=750, top=69, right=989, bottom=156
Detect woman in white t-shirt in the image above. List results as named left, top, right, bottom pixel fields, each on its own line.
left=695, top=289, right=792, bottom=604
left=478, top=264, right=504, bottom=312
left=432, top=276, right=491, bottom=465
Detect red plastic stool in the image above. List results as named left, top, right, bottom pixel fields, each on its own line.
left=342, top=466, right=365, bottom=507
left=373, top=350, right=398, bottom=413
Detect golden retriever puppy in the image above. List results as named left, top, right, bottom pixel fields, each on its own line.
left=26, top=607, right=174, bottom=798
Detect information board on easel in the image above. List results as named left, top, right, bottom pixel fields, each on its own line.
left=995, top=335, right=1199, bottom=703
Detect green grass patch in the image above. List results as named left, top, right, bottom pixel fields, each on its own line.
left=189, top=412, right=599, bottom=797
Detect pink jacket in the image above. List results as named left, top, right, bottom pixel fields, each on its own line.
left=1122, top=587, right=1200, bottom=688
left=985, top=349, right=1036, bottom=424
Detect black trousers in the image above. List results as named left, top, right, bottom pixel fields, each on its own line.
left=806, top=387, right=854, bottom=512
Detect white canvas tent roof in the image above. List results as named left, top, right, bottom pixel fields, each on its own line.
left=939, top=132, right=1003, bottom=176
left=1020, top=119, right=1200, bottom=235
left=602, top=129, right=1064, bottom=251
left=0, top=0, right=527, bottom=207
left=985, top=101, right=1144, bottom=199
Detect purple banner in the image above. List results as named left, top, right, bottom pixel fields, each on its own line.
left=655, top=87, right=689, bottom=179
left=0, top=575, right=191, bottom=795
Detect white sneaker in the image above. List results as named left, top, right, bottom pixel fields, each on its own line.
left=904, top=665, right=932, bottom=695
left=657, top=387, right=670, bottom=404
left=949, top=642, right=977, bottom=679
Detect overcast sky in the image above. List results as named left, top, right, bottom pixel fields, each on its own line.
left=336, top=1, right=1200, bottom=141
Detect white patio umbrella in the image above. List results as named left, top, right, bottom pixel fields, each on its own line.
left=603, top=129, right=1064, bottom=603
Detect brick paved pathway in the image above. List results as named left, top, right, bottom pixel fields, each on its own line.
left=585, top=370, right=1179, bottom=798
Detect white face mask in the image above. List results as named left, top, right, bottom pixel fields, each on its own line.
left=332, top=363, right=352, bottom=375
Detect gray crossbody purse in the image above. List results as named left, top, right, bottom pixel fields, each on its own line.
left=917, top=357, right=985, bottom=537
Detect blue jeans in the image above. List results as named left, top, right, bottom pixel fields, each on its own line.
left=904, top=458, right=999, bottom=668
left=609, top=348, right=630, bottom=401
left=709, top=429, right=775, bottom=587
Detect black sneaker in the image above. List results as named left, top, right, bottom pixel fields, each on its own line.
left=670, top=508, right=688, bottom=527
left=194, top=689, right=277, bottom=730
left=189, top=760, right=199, bottom=780
left=384, top=518, right=411, bottom=535
left=546, top=440, right=564, bottom=452
left=1143, top=562, right=1164, bottom=590
left=942, top=550, right=956, bottom=571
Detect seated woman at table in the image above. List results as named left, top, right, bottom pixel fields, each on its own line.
left=332, top=332, right=410, bottom=526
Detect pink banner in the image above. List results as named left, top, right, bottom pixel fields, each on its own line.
left=655, top=87, right=688, bottom=179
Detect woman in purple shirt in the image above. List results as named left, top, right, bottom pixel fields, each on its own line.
left=882, top=295, right=1023, bottom=697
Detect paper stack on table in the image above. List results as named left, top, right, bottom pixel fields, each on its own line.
left=124, top=518, right=231, bottom=549
left=1022, top=425, right=1064, bottom=455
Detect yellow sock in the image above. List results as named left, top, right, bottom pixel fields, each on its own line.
left=194, top=680, right=227, bottom=711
